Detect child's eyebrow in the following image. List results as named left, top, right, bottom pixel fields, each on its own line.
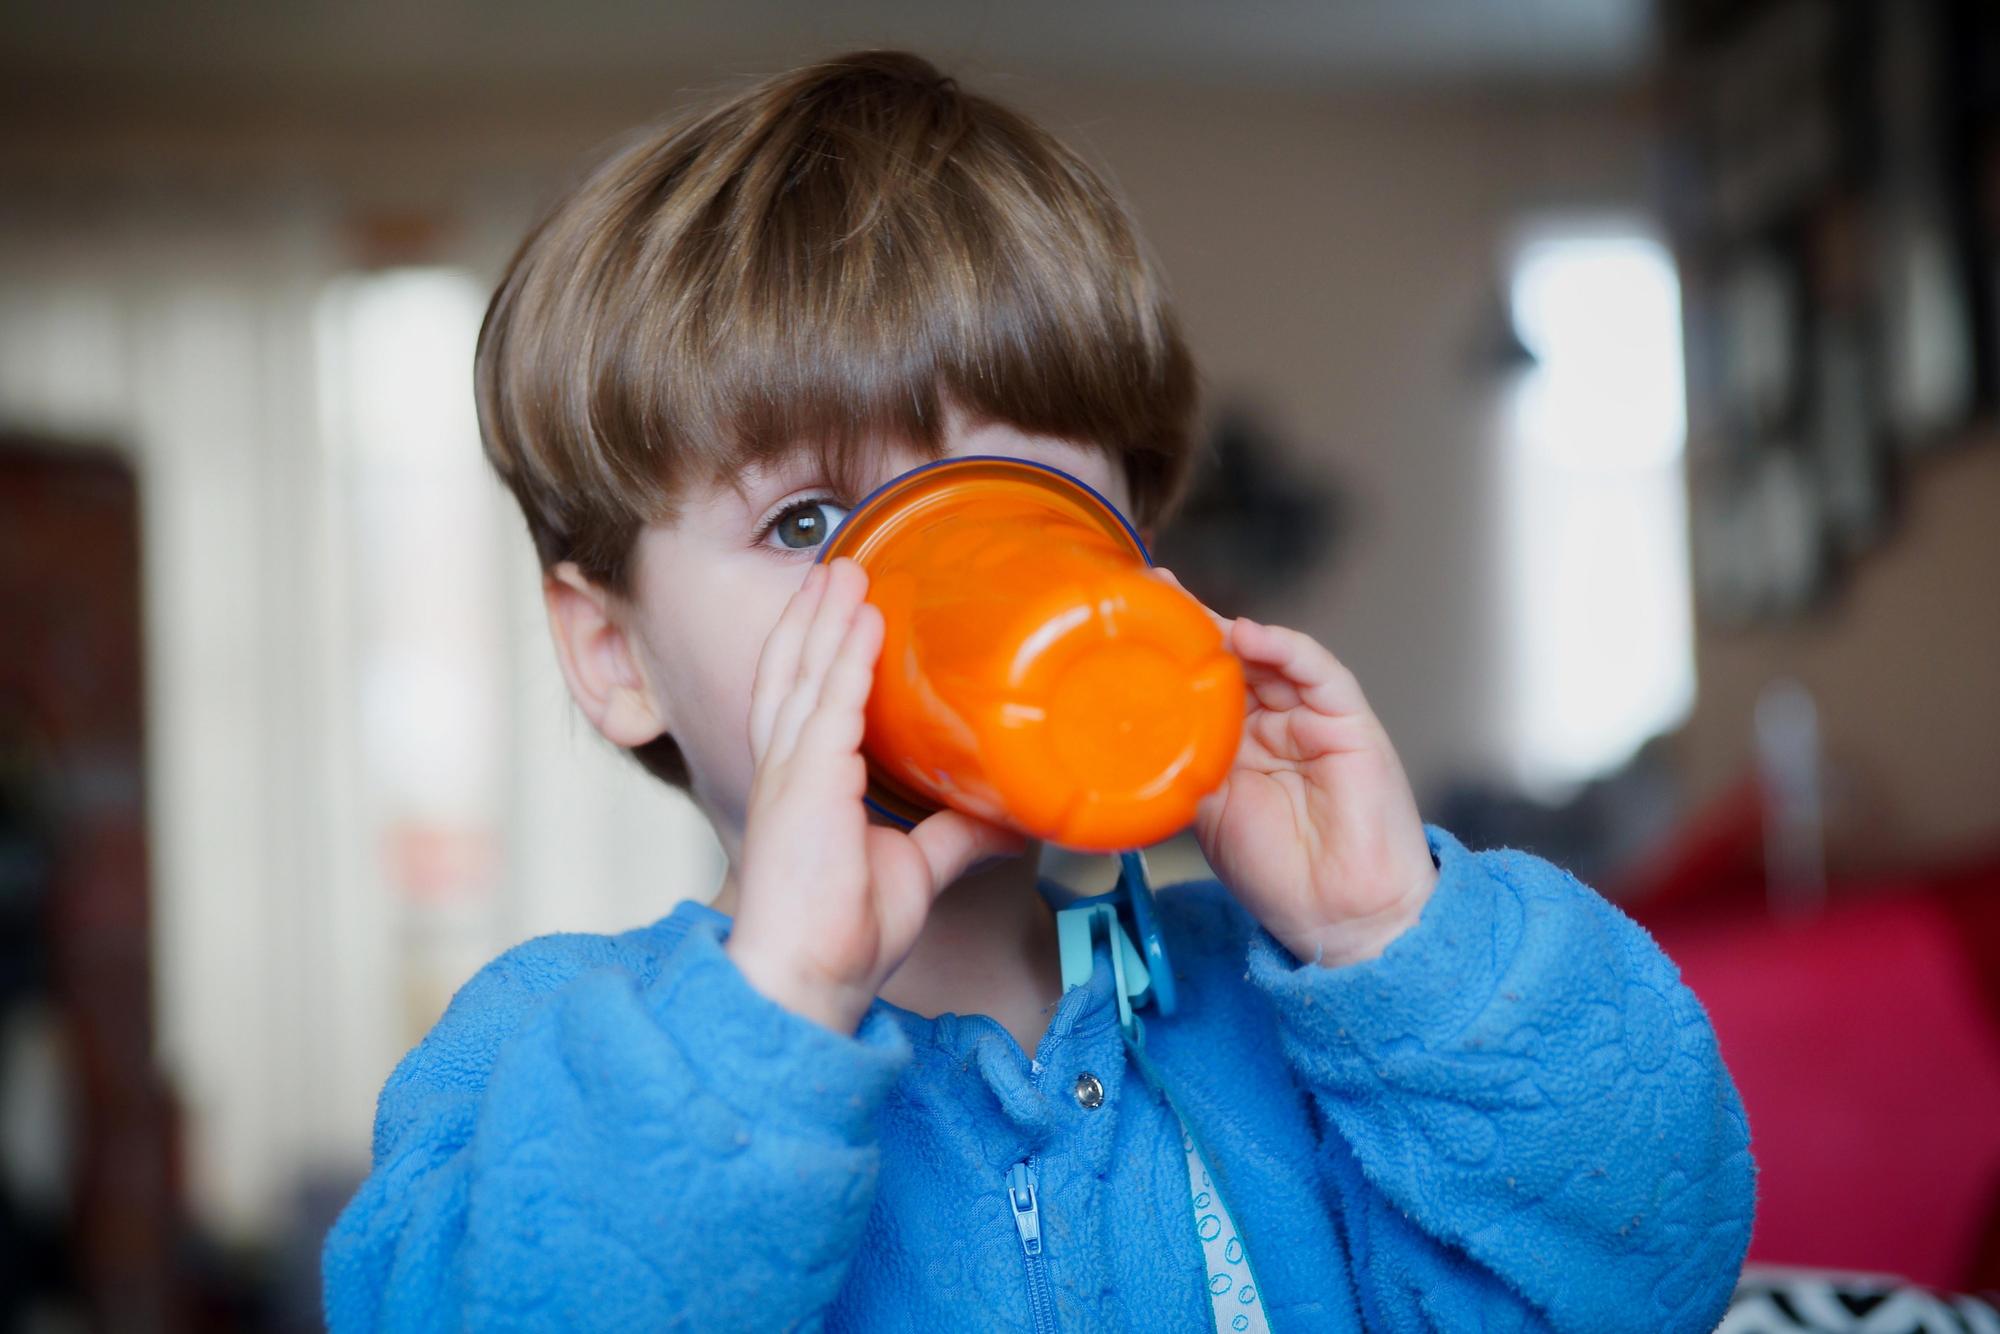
left=728, top=454, right=831, bottom=517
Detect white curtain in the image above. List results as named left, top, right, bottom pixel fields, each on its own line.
left=0, top=187, right=722, bottom=1242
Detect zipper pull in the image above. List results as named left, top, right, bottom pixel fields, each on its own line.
left=1007, top=1161, right=1043, bottom=1257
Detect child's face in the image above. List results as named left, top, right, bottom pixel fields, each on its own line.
left=615, top=413, right=1138, bottom=864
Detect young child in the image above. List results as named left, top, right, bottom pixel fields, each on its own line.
left=323, top=50, right=1754, bottom=1332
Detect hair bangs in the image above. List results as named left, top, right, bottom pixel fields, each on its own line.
left=474, top=50, right=1200, bottom=790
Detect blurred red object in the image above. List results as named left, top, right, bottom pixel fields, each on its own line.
left=1625, top=780, right=2000, bottom=1289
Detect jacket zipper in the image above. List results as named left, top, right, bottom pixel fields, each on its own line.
left=1008, top=1159, right=1058, bottom=1333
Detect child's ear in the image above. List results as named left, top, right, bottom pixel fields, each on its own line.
left=542, top=562, right=670, bottom=748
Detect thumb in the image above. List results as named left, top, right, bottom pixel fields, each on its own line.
left=907, top=808, right=1030, bottom=893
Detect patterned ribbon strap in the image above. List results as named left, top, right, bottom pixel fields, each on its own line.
left=1120, top=1028, right=1273, bottom=1334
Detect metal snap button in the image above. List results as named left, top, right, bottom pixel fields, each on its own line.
left=1073, top=1072, right=1104, bottom=1109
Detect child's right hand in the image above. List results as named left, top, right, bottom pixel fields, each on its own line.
left=724, top=557, right=1028, bottom=1035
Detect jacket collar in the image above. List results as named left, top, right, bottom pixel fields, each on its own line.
left=666, top=883, right=1122, bottom=1060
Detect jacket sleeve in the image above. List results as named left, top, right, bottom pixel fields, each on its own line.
left=1242, top=824, right=1755, bottom=1334
left=321, top=917, right=913, bottom=1333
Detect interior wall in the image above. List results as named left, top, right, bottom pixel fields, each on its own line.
left=2, top=72, right=1654, bottom=801
left=1672, top=438, right=2000, bottom=870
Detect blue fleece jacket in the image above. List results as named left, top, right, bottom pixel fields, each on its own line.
left=322, top=826, right=1754, bottom=1331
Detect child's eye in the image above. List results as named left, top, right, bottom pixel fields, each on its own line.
left=759, top=496, right=850, bottom=552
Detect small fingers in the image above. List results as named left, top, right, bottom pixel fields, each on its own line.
left=905, top=808, right=1029, bottom=899
left=1230, top=618, right=1368, bottom=718
left=817, top=600, right=882, bottom=718
left=750, top=563, right=829, bottom=762
left=1248, top=696, right=1366, bottom=761
left=768, top=576, right=877, bottom=765
left=795, top=558, right=868, bottom=693
left=790, top=601, right=883, bottom=765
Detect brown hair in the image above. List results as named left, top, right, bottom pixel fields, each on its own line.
left=475, top=48, right=1201, bottom=790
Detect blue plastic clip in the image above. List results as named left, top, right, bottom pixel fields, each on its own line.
left=1117, top=850, right=1176, bottom=1017
left=1054, top=849, right=1176, bottom=1048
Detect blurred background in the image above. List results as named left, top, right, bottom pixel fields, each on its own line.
left=2, top=0, right=1997, bottom=1327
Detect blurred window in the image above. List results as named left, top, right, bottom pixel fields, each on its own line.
left=315, top=266, right=512, bottom=1103
left=1502, top=224, right=1694, bottom=797
left=315, top=264, right=723, bottom=1046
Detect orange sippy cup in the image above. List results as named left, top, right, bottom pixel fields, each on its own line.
left=815, top=455, right=1243, bottom=852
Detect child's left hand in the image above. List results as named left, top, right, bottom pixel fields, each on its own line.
left=1152, top=568, right=1439, bottom=968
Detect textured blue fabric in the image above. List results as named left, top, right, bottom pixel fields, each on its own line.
left=323, top=825, right=1755, bottom=1331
